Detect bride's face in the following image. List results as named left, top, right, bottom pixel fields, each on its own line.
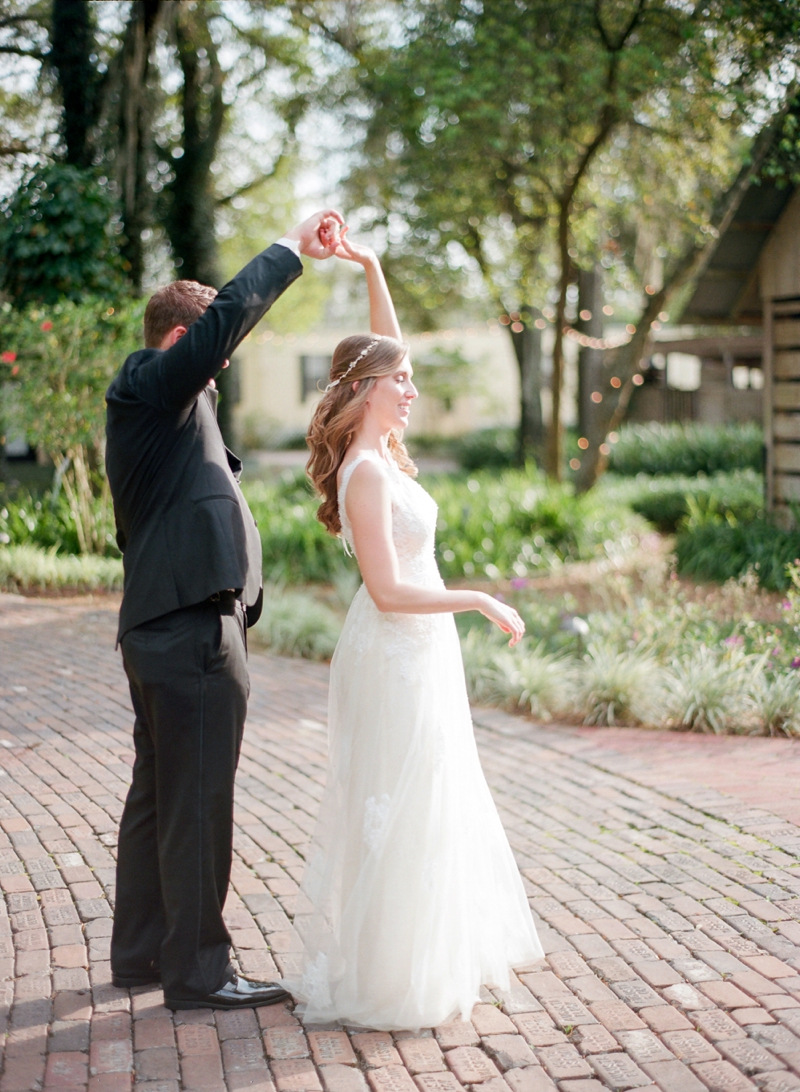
left=364, top=356, right=418, bottom=431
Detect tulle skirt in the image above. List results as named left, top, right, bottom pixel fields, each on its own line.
left=285, top=585, right=543, bottom=1030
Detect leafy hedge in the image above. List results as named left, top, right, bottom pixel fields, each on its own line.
left=0, top=486, right=119, bottom=556
left=429, top=469, right=645, bottom=580
left=601, top=469, right=764, bottom=532
left=608, top=422, right=763, bottom=477
left=454, top=428, right=517, bottom=471
left=242, top=468, right=646, bottom=584
left=675, top=516, right=800, bottom=591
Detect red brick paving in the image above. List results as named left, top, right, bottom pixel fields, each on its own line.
left=0, top=593, right=799, bottom=1092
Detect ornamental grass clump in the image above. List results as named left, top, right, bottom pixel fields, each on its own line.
left=664, top=646, right=752, bottom=733
left=0, top=544, right=123, bottom=591
left=460, top=628, right=506, bottom=704
left=491, top=644, right=574, bottom=721
left=748, top=670, right=800, bottom=738
left=574, top=642, right=662, bottom=726
left=253, top=587, right=342, bottom=661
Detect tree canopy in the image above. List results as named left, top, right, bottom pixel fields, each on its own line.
left=337, top=0, right=800, bottom=474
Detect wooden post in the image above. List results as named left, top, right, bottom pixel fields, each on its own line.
left=763, top=298, right=774, bottom=513
left=769, top=298, right=800, bottom=524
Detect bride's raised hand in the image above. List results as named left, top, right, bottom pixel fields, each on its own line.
left=478, top=595, right=526, bottom=647
left=332, top=226, right=377, bottom=267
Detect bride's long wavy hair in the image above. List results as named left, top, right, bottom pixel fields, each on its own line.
left=307, top=334, right=418, bottom=536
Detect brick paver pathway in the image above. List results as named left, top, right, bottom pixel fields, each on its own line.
left=0, top=594, right=799, bottom=1092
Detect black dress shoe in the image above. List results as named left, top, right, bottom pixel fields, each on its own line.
left=164, top=975, right=290, bottom=1011
left=112, top=971, right=162, bottom=988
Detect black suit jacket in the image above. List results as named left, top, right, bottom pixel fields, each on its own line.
left=105, top=243, right=302, bottom=642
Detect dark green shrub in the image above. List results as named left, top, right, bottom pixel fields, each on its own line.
left=429, top=469, right=645, bottom=580
left=0, top=164, right=126, bottom=307
left=676, top=516, right=800, bottom=591
left=243, top=473, right=357, bottom=584
left=609, top=422, right=763, bottom=477
left=455, top=428, right=517, bottom=470
left=0, top=485, right=119, bottom=557
left=602, top=469, right=764, bottom=532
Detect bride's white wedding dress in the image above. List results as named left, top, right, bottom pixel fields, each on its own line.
left=287, top=451, right=542, bottom=1030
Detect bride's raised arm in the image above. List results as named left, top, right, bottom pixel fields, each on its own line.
left=330, top=227, right=402, bottom=340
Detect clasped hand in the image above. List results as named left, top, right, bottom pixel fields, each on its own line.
left=286, top=211, right=379, bottom=266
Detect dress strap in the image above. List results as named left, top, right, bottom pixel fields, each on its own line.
left=338, top=452, right=391, bottom=556
left=339, top=451, right=383, bottom=512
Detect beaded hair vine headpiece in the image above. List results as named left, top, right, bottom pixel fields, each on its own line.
left=324, top=336, right=383, bottom=392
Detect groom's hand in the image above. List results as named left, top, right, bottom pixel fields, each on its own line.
left=285, top=209, right=344, bottom=259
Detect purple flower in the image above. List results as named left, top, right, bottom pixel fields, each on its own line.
left=782, top=600, right=792, bottom=610
left=791, top=657, right=800, bottom=670
left=510, top=577, right=529, bottom=590
left=772, top=646, right=781, bottom=657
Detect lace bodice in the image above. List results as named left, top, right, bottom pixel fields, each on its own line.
left=338, top=451, right=441, bottom=588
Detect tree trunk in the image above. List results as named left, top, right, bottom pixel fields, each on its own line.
left=115, top=0, right=164, bottom=292
left=164, top=3, right=236, bottom=442
left=509, top=307, right=544, bottom=465
left=50, top=0, right=101, bottom=167
left=546, top=198, right=572, bottom=481
left=577, top=265, right=604, bottom=438
left=164, top=4, right=225, bottom=288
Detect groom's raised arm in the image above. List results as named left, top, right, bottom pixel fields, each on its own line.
left=147, top=244, right=302, bottom=411
left=129, top=210, right=343, bottom=412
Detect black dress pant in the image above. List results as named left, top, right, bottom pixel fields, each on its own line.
left=111, top=596, right=249, bottom=1001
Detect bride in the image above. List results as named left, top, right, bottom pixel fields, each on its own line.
left=288, top=225, right=543, bottom=1031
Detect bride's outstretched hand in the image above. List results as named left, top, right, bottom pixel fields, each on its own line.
left=330, top=225, right=377, bottom=267
left=479, top=595, right=526, bottom=647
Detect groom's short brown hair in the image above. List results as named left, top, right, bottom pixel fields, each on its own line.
left=144, top=280, right=218, bottom=348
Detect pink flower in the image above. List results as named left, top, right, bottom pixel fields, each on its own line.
left=510, top=577, right=529, bottom=589
left=782, top=600, right=792, bottom=610
left=1, top=351, right=16, bottom=363
left=10, top=365, right=18, bottom=376
left=724, top=635, right=744, bottom=647
left=40, top=320, right=53, bottom=331
left=791, top=657, right=800, bottom=670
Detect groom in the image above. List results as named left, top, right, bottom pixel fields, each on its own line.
left=105, top=210, right=342, bottom=1010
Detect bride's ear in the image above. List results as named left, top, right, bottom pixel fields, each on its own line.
left=351, top=380, right=360, bottom=392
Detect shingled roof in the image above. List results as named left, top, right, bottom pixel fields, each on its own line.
left=681, top=181, right=796, bottom=324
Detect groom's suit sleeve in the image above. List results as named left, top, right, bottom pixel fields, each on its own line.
left=129, top=243, right=303, bottom=412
